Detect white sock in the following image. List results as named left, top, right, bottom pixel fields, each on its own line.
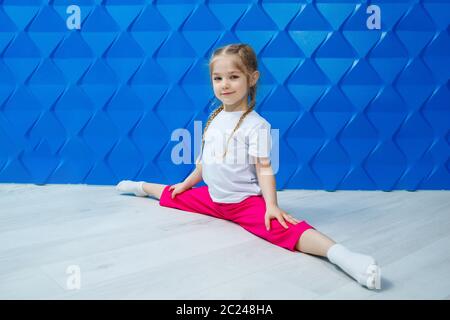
left=326, top=243, right=381, bottom=290
left=116, top=180, right=147, bottom=197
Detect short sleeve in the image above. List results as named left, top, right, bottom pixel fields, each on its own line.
left=248, top=121, right=272, bottom=158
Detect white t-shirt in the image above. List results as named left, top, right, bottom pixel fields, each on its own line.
left=197, top=109, right=272, bottom=203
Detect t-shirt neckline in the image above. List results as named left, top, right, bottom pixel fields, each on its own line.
left=221, top=109, right=252, bottom=114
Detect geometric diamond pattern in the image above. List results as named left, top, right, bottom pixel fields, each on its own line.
left=0, top=1, right=449, bottom=190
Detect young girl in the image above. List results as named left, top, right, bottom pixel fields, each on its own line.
left=116, top=43, right=381, bottom=290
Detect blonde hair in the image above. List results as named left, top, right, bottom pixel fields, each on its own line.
left=197, top=43, right=258, bottom=164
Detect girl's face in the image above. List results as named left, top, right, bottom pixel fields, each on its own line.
left=211, top=56, right=258, bottom=110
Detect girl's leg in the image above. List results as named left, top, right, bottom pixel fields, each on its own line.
left=295, top=228, right=336, bottom=257
left=296, top=228, right=381, bottom=290
left=228, top=197, right=380, bottom=289
left=141, top=182, right=166, bottom=200
left=116, top=180, right=167, bottom=199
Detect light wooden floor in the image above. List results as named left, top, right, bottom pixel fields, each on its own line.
left=0, top=183, right=449, bottom=300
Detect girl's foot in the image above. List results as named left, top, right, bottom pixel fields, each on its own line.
left=327, top=243, right=381, bottom=290
left=364, top=263, right=381, bottom=290
left=116, top=180, right=147, bottom=197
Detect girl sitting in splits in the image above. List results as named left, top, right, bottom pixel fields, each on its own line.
left=117, top=43, right=381, bottom=290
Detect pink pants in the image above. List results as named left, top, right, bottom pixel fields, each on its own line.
left=159, top=185, right=315, bottom=252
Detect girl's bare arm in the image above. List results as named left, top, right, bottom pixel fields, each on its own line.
left=255, top=157, right=278, bottom=208
left=183, top=164, right=203, bottom=188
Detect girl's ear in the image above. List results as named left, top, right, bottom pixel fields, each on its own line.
left=250, top=71, right=260, bottom=87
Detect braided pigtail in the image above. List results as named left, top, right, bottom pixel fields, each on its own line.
left=196, top=104, right=224, bottom=165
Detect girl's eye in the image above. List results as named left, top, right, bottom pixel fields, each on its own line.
left=213, top=76, right=239, bottom=80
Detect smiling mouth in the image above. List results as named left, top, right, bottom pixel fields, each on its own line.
left=222, top=92, right=234, bottom=95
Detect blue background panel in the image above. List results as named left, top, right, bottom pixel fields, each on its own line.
left=0, top=0, right=448, bottom=190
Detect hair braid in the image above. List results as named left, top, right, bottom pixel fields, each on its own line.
left=221, top=85, right=257, bottom=157
left=197, top=104, right=224, bottom=165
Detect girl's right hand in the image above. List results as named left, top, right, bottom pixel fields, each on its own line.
left=168, top=182, right=190, bottom=199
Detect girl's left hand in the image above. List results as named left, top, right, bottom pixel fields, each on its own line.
left=264, top=205, right=300, bottom=231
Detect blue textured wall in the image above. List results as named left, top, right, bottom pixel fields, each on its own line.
left=0, top=0, right=448, bottom=190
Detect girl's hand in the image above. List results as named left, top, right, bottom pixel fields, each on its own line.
left=264, top=205, right=300, bottom=231
left=168, top=182, right=190, bottom=199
